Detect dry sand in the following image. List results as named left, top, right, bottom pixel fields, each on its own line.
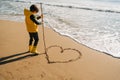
left=0, top=20, right=120, bottom=80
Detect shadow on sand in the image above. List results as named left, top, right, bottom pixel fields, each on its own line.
left=0, top=45, right=82, bottom=65
left=0, top=51, right=42, bottom=65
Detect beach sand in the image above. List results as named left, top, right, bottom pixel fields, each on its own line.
left=0, top=20, right=120, bottom=80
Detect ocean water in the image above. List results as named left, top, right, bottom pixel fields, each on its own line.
left=1, top=0, right=120, bottom=58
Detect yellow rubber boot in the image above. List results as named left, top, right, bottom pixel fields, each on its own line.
left=31, top=46, right=39, bottom=54
left=29, top=45, right=33, bottom=52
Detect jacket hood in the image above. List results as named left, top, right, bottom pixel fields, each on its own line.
left=24, top=9, right=32, bottom=16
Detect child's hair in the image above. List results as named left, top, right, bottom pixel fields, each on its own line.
left=30, top=4, right=39, bottom=13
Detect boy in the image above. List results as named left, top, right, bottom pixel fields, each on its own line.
left=24, top=4, right=42, bottom=54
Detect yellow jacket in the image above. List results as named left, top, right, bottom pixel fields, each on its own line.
left=24, top=9, right=38, bottom=32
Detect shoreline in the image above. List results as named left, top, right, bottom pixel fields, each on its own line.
left=0, top=13, right=120, bottom=58
left=0, top=20, right=120, bottom=80
left=40, top=19, right=120, bottom=59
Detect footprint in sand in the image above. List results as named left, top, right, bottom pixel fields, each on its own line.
left=16, top=61, right=31, bottom=71
left=61, top=76, right=73, bottom=80
left=0, top=73, right=7, bottom=80
left=66, top=78, right=73, bottom=80
left=0, top=71, right=14, bottom=80
left=23, top=61, right=31, bottom=65
left=6, top=71, right=14, bottom=79
left=16, top=65, right=29, bottom=72
left=40, top=72, right=46, bottom=78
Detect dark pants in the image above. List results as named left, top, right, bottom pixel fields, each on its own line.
left=29, top=32, right=39, bottom=46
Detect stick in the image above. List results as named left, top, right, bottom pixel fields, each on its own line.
left=40, top=3, right=50, bottom=63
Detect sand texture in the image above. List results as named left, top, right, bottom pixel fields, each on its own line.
left=0, top=20, right=120, bottom=80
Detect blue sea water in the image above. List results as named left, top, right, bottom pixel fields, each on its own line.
left=1, top=0, right=120, bottom=57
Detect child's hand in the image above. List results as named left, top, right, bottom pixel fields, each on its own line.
left=41, top=21, right=44, bottom=24
left=37, top=16, right=41, bottom=19
left=37, top=14, right=43, bottom=20
left=41, top=14, right=43, bottom=18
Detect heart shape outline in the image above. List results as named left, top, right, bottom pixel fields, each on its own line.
left=46, top=45, right=82, bottom=63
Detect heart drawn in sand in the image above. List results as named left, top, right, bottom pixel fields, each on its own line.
left=46, top=45, right=82, bottom=63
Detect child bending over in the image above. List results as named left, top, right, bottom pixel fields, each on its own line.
left=24, top=4, right=42, bottom=54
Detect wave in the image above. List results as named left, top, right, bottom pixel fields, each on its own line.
left=0, top=13, right=23, bottom=16
left=9, top=0, right=120, bottom=14
left=3, top=0, right=119, bottom=15
left=44, top=3, right=120, bottom=14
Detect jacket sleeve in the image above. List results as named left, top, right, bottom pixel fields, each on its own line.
left=30, top=15, right=41, bottom=25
